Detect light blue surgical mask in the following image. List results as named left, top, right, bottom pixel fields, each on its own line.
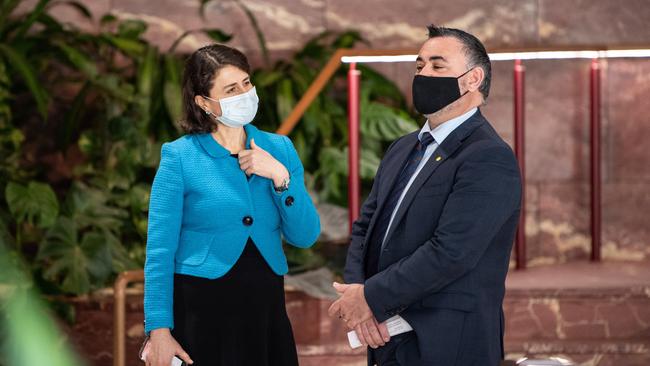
left=203, top=86, right=259, bottom=128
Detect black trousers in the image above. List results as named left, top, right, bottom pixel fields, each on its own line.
left=171, top=239, right=299, bottom=366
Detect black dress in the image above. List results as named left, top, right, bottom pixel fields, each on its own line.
left=170, top=154, right=299, bottom=366
left=171, top=239, right=298, bottom=366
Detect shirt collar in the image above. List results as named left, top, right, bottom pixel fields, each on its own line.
left=418, top=107, right=478, bottom=145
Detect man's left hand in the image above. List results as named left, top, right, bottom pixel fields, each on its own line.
left=327, top=282, right=374, bottom=329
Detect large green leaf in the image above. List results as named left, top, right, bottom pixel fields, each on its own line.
left=204, top=29, right=233, bottom=43
left=316, top=147, right=347, bottom=201
left=276, top=78, right=295, bottom=122
left=38, top=216, right=112, bottom=294
left=53, top=41, right=98, bottom=78
left=358, top=64, right=406, bottom=103
left=65, top=182, right=128, bottom=235
left=117, top=19, right=147, bottom=39
left=102, top=35, right=146, bottom=57
left=135, top=45, right=158, bottom=126
left=0, top=44, right=49, bottom=118
left=5, top=181, right=59, bottom=228
left=361, top=101, right=419, bottom=140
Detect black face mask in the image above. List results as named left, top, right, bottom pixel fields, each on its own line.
left=412, top=68, right=472, bottom=115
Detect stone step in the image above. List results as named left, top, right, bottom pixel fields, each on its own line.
left=60, top=261, right=650, bottom=366
left=503, top=260, right=650, bottom=365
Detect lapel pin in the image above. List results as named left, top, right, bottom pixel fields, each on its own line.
left=435, top=156, right=442, bottom=162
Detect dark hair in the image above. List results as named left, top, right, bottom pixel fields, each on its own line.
left=427, top=24, right=491, bottom=101
left=180, top=44, right=251, bottom=134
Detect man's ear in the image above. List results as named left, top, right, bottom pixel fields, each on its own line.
left=465, top=67, right=484, bottom=92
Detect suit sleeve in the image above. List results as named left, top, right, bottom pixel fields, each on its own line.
left=144, top=143, right=184, bottom=334
left=270, top=135, right=321, bottom=248
left=364, top=144, right=522, bottom=322
left=344, top=139, right=400, bottom=284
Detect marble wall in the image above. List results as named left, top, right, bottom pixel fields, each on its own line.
left=16, top=0, right=650, bottom=264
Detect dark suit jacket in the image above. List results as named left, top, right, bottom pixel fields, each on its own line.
left=344, top=110, right=522, bottom=366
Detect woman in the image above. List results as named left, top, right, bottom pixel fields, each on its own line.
left=143, top=44, right=321, bottom=366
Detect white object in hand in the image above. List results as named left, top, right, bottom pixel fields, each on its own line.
left=140, top=345, right=184, bottom=366
left=347, top=315, right=413, bottom=349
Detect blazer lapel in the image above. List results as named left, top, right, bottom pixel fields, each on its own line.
left=381, top=111, right=487, bottom=247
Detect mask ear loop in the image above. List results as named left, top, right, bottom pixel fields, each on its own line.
left=201, top=95, right=218, bottom=117
left=456, top=67, right=475, bottom=98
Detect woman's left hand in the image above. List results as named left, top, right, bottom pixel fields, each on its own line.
left=238, top=138, right=289, bottom=187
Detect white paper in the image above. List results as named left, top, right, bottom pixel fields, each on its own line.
left=140, top=347, right=184, bottom=366
left=347, top=315, right=413, bottom=349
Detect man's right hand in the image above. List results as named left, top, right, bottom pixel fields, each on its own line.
left=145, top=328, right=193, bottom=366
left=354, top=317, right=390, bottom=349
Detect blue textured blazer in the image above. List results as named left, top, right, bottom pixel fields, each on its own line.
left=144, top=124, right=321, bottom=333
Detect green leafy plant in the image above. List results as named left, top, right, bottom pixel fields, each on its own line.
left=253, top=31, right=419, bottom=206
left=0, top=0, right=233, bottom=295
left=0, top=0, right=420, bottom=296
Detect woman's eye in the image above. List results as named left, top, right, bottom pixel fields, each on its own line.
left=227, top=88, right=235, bottom=94
left=244, top=80, right=251, bottom=85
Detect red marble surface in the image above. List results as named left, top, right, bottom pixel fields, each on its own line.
left=324, top=0, right=539, bottom=49
left=59, top=261, right=650, bottom=366
left=536, top=0, right=650, bottom=46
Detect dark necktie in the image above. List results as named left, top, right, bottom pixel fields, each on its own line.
left=364, top=133, right=436, bottom=277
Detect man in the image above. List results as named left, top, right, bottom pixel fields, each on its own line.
left=328, top=25, right=522, bottom=366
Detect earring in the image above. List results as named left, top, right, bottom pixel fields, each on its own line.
left=204, top=109, right=210, bottom=115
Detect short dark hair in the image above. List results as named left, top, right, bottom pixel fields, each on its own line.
left=180, top=44, right=251, bottom=134
left=427, top=24, right=491, bottom=100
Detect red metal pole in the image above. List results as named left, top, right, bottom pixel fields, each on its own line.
left=348, top=63, right=361, bottom=233
left=590, top=58, right=602, bottom=262
left=514, top=59, right=527, bottom=270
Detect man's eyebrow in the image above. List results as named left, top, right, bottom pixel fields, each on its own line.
left=429, top=55, right=447, bottom=62
left=416, top=55, right=448, bottom=63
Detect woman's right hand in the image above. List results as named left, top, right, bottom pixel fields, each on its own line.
left=145, top=328, right=193, bottom=366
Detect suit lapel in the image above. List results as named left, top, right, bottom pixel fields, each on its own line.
left=363, top=132, right=419, bottom=246
left=381, top=111, right=486, bottom=247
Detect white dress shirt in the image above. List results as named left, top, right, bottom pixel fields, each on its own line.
left=376, top=107, right=477, bottom=329
left=380, top=107, right=477, bottom=247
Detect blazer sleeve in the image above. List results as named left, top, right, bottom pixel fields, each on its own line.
left=144, top=143, right=184, bottom=334
left=364, top=144, right=522, bottom=322
left=269, top=135, right=320, bottom=248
